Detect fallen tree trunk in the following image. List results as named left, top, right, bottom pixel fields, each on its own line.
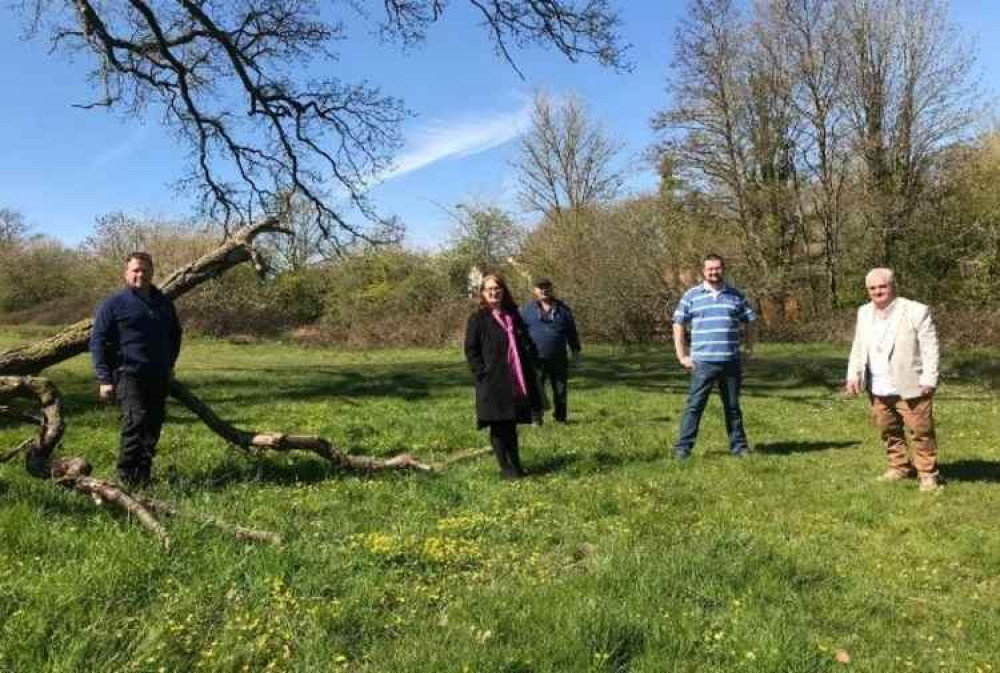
left=138, top=497, right=283, bottom=545
left=0, top=376, right=65, bottom=476
left=0, top=216, right=437, bottom=544
left=0, top=215, right=431, bottom=473
left=0, top=217, right=288, bottom=377
left=169, top=379, right=432, bottom=471
left=50, top=457, right=172, bottom=547
left=48, top=457, right=283, bottom=547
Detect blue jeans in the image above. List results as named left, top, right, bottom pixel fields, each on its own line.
left=675, top=360, right=749, bottom=457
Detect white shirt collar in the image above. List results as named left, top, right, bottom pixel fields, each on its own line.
left=873, top=298, right=898, bottom=319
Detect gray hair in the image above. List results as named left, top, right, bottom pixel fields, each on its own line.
left=865, top=267, right=895, bottom=288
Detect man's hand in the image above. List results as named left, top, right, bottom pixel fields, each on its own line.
left=740, top=346, right=754, bottom=363
left=919, top=385, right=936, bottom=397
left=572, top=351, right=582, bottom=365
left=98, top=383, right=114, bottom=402
left=844, top=379, right=861, bottom=397
left=678, top=355, right=694, bottom=371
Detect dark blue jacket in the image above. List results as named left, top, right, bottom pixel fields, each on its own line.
left=90, top=286, right=182, bottom=384
left=520, top=299, right=581, bottom=361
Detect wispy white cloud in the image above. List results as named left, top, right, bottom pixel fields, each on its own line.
left=91, top=125, right=147, bottom=169
left=380, top=101, right=532, bottom=182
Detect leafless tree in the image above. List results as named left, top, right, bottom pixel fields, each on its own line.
left=2, top=0, right=628, bottom=541
left=653, top=0, right=803, bottom=297
left=743, top=4, right=804, bottom=286
left=653, top=0, right=750, bottom=228
left=447, top=201, right=523, bottom=273
left=257, top=193, right=342, bottom=272
left=838, top=0, right=979, bottom=264
left=514, top=92, right=625, bottom=217
left=12, top=0, right=627, bottom=244
left=756, top=0, right=853, bottom=307
left=82, top=212, right=153, bottom=264
left=0, top=208, right=29, bottom=248
left=654, top=0, right=981, bottom=305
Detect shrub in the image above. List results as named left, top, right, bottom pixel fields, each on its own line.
left=313, top=247, right=468, bottom=347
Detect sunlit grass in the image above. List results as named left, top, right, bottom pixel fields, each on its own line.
left=1, top=332, right=998, bottom=672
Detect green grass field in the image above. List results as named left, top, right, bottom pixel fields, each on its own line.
left=1, top=331, right=998, bottom=673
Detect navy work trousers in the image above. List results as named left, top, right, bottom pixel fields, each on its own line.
left=535, top=357, right=569, bottom=422
left=116, top=374, right=170, bottom=484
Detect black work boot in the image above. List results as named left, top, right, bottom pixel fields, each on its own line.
left=117, top=466, right=151, bottom=489
left=506, top=445, right=526, bottom=479
left=491, top=447, right=519, bottom=479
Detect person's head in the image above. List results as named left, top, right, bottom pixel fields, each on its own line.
left=479, top=273, right=517, bottom=311
left=532, top=278, right=555, bottom=302
left=865, top=267, right=896, bottom=309
left=124, top=252, right=154, bottom=292
left=702, top=253, right=725, bottom=284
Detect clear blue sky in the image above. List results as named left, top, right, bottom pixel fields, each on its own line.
left=1, top=1, right=997, bottom=250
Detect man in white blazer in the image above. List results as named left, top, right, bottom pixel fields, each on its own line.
left=845, top=268, right=941, bottom=491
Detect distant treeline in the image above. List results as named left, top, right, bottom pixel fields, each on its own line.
left=3, top=0, right=998, bottom=349
left=2, top=136, right=998, bottom=350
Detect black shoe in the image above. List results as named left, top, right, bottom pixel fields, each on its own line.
left=500, top=467, right=525, bottom=480
left=118, top=469, right=151, bottom=489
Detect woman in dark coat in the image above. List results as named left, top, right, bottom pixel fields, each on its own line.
left=464, top=273, right=543, bottom=479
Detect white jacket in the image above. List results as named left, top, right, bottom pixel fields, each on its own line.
left=846, top=297, right=939, bottom=399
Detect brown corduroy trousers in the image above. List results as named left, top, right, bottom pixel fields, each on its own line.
left=870, top=394, right=939, bottom=477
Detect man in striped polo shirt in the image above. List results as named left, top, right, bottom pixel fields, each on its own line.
left=672, top=253, right=757, bottom=459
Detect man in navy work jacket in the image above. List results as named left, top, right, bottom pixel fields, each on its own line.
left=672, top=254, right=756, bottom=459
left=521, top=278, right=582, bottom=423
left=90, top=252, right=182, bottom=486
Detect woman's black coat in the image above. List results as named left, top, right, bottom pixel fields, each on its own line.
left=464, top=308, right=543, bottom=428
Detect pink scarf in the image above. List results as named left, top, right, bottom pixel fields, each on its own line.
left=492, top=309, right=528, bottom=398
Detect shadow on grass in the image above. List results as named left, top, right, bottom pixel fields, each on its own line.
left=183, top=362, right=468, bottom=404
left=755, top=440, right=860, bottom=455
left=586, top=619, right=646, bottom=673
left=167, top=453, right=426, bottom=491
left=528, top=452, right=579, bottom=476
left=574, top=350, right=849, bottom=396
left=43, top=350, right=867, bottom=420
left=941, top=459, right=1000, bottom=483
left=528, top=449, right=663, bottom=478
left=948, top=356, right=1000, bottom=390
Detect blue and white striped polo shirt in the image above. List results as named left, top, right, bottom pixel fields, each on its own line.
left=673, top=283, right=756, bottom=362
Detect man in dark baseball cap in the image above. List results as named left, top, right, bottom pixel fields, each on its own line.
left=521, top=277, right=582, bottom=424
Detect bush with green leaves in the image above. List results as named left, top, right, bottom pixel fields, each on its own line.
left=0, top=238, right=93, bottom=316
left=318, top=247, right=468, bottom=347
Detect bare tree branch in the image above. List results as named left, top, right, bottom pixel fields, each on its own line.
left=0, top=376, right=65, bottom=477
left=0, top=217, right=287, bottom=377
left=515, top=92, right=624, bottom=217
left=12, top=0, right=627, bottom=242
left=169, top=379, right=432, bottom=472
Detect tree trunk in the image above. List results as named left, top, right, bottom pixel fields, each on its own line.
left=0, top=216, right=437, bottom=544
left=169, top=379, right=431, bottom=471
left=0, top=375, right=64, bottom=476
left=0, top=217, right=288, bottom=376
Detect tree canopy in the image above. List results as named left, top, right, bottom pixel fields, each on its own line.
left=13, top=0, right=628, bottom=245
